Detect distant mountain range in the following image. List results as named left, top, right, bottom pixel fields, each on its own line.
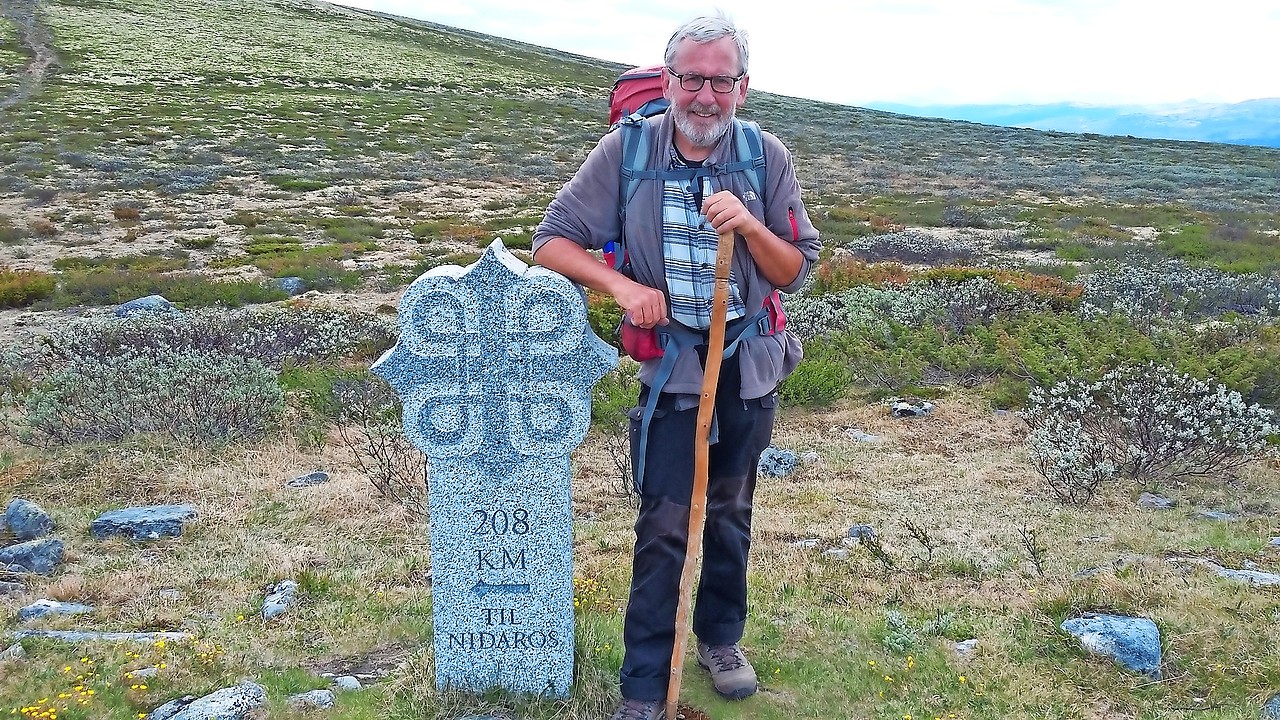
left=865, top=98, right=1280, bottom=148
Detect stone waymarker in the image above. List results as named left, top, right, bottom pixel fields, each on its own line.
left=372, top=239, right=616, bottom=697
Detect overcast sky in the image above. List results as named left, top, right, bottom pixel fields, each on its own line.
left=329, top=1, right=1279, bottom=108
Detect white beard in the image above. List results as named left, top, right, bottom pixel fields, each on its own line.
left=673, top=101, right=734, bottom=148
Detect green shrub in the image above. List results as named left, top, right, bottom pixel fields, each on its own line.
left=779, top=356, right=850, bottom=406
left=49, top=269, right=287, bottom=308
left=0, top=267, right=56, bottom=308
left=268, top=177, right=330, bottom=192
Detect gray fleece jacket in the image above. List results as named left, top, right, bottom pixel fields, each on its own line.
left=533, top=110, right=821, bottom=399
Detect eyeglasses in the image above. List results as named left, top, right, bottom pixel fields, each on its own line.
left=666, top=68, right=743, bottom=94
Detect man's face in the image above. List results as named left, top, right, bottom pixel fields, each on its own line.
left=663, top=37, right=749, bottom=149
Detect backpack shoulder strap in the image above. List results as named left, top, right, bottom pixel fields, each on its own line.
left=731, top=119, right=766, bottom=201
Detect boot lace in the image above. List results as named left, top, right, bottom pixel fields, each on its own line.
left=704, top=644, right=747, bottom=671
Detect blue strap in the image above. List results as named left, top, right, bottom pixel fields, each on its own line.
left=633, top=307, right=771, bottom=492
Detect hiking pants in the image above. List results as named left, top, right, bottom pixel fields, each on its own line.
left=619, top=352, right=777, bottom=701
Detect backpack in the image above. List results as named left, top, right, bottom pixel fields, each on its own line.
left=603, top=65, right=767, bottom=274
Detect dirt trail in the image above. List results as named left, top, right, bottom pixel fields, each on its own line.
left=1, top=0, right=59, bottom=110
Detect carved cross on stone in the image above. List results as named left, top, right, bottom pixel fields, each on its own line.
left=372, top=239, right=617, bottom=697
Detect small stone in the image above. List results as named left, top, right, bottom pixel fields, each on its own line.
left=822, top=548, right=849, bottom=560
left=262, top=579, right=299, bottom=620
left=1137, top=492, right=1175, bottom=510
left=157, top=588, right=184, bottom=601
left=799, top=451, right=821, bottom=464
left=115, top=294, right=179, bottom=318
left=1061, top=613, right=1162, bottom=679
left=5, top=499, right=54, bottom=541
left=954, top=638, right=978, bottom=659
left=333, top=675, right=362, bottom=691
left=843, top=428, right=882, bottom=443
left=129, top=666, right=160, bottom=679
left=0, top=538, right=64, bottom=575
left=1262, top=693, right=1280, bottom=720
left=287, top=689, right=335, bottom=710
left=0, top=643, right=26, bottom=661
left=1, top=581, right=25, bottom=595
left=92, top=505, right=198, bottom=541
left=890, top=398, right=934, bottom=417
left=757, top=447, right=798, bottom=478
left=18, top=599, right=95, bottom=622
left=1195, top=509, right=1238, bottom=521
left=789, top=538, right=820, bottom=549
left=1269, top=537, right=1280, bottom=548
left=847, top=524, right=877, bottom=541
left=287, top=470, right=331, bottom=488
left=275, top=276, right=308, bottom=296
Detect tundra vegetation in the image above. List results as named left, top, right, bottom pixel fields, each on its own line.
left=0, top=1, right=1278, bottom=719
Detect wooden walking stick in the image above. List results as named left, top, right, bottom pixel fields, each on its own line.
left=666, top=231, right=736, bottom=720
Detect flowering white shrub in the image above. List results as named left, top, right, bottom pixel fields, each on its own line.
left=40, top=306, right=398, bottom=368
left=18, top=349, right=283, bottom=447
left=1080, top=255, right=1280, bottom=325
left=3, top=305, right=397, bottom=447
left=1022, top=364, right=1277, bottom=503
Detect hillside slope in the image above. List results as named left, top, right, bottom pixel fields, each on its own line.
left=0, top=0, right=1278, bottom=216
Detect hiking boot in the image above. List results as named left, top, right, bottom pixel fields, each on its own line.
left=609, top=698, right=663, bottom=720
left=696, top=642, right=758, bottom=699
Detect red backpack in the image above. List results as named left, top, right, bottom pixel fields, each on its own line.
left=608, top=65, right=669, bottom=128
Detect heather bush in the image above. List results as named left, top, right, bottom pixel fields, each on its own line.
left=1022, top=364, right=1277, bottom=503
left=842, top=230, right=984, bottom=264
left=1080, top=255, right=1280, bottom=325
left=35, top=305, right=397, bottom=369
left=49, top=269, right=287, bottom=308
left=15, top=349, right=284, bottom=447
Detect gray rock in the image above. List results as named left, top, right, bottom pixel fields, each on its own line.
left=19, top=599, right=95, bottom=622
left=333, top=676, right=362, bottom=691
left=0, top=537, right=64, bottom=575
left=954, top=638, right=978, bottom=659
left=1172, top=557, right=1280, bottom=586
left=116, top=294, right=180, bottom=318
left=1195, top=509, right=1238, bottom=521
left=129, top=666, right=160, bottom=679
left=92, top=504, right=198, bottom=540
left=799, top=451, right=822, bottom=464
left=847, top=524, right=878, bottom=541
left=822, top=548, right=849, bottom=560
left=0, top=642, right=26, bottom=661
left=144, top=695, right=198, bottom=720
left=758, top=447, right=798, bottom=477
left=287, top=689, right=335, bottom=710
left=262, top=579, right=299, bottom=620
left=5, top=499, right=54, bottom=540
left=890, top=399, right=934, bottom=417
left=1267, top=537, right=1280, bottom=548
left=287, top=470, right=330, bottom=488
left=1138, top=492, right=1175, bottom=510
left=1, top=581, right=24, bottom=595
left=1262, top=693, right=1280, bottom=720
left=789, top=538, right=820, bottom=549
left=274, top=276, right=307, bottom=296
left=1060, top=613, right=1162, bottom=678
left=146, top=682, right=266, bottom=720
left=843, top=428, right=882, bottom=443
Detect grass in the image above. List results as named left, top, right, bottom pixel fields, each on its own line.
left=1, top=397, right=1275, bottom=719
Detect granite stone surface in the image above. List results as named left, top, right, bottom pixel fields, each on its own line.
left=372, top=240, right=616, bottom=697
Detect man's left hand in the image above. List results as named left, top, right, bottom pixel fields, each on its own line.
left=702, top=191, right=761, bottom=236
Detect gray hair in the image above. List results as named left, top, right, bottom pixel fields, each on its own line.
left=663, top=13, right=749, bottom=75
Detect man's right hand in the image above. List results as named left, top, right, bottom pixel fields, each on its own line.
left=533, top=237, right=669, bottom=328
left=615, top=280, right=668, bottom=329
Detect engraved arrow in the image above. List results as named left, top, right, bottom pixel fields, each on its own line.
left=472, top=580, right=531, bottom=597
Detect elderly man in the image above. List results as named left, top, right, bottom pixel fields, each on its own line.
left=533, top=13, right=820, bottom=720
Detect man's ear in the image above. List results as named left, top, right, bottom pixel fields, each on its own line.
left=736, top=75, right=749, bottom=108
left=662, top=67, right=676, bottom=101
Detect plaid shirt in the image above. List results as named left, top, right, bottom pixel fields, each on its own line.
left=661, top=154, right=746, bottom=330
